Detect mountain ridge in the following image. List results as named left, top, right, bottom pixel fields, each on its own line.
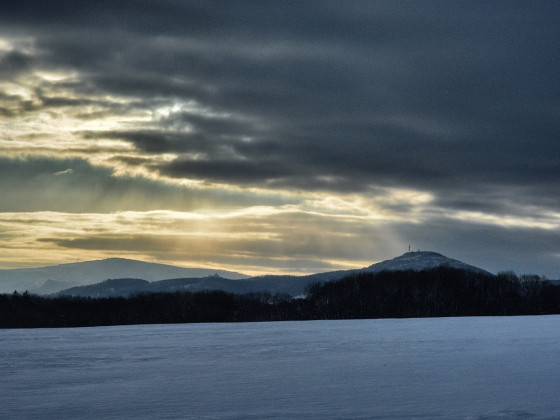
left=0, top=258, right=248, bottom=294
left=51, top=251, right=494, bottom=298
left=1, top=251, right=500, bottom=296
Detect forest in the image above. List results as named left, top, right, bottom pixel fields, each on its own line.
left=1, top=267, right=559, bottom=328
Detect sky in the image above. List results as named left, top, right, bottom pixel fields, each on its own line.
left=1, top=1, right=559, bottom=278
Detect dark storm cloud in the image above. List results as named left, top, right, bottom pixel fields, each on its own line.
left=2, top=1, right=557, bottom=197
left=90, top=107, right=265, bottom=154
left=3, top=3, right=559, bottom=168
left=0, top=50, right=33, bottom=76
left=163, top=158, right=293, bottom=184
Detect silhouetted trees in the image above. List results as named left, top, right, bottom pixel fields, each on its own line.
left=303, top=267, right=558, bottom=319
left=1, top=267, right=559, bottom=328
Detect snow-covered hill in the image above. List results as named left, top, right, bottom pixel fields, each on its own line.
left=362, top=251, right=491, bottom=275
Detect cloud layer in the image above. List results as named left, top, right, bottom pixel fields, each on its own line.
left=1, top=1, right=559, bottom=277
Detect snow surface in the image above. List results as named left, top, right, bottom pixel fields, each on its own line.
left=1, top=316, right=560, bottom=419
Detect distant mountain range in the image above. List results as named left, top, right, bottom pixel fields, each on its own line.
left=0, top=251, right=507, bottom=297
left=0, top=258, right=247, bottom=294
left=5, top=253, right=558, bottom=328
left=0, top=251, right=496, bottom=298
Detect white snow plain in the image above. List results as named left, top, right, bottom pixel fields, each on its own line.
left=1, top=316, right=559, bottom=419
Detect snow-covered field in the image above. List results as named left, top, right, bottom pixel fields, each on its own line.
left=1, top=316, right=559, bottom=419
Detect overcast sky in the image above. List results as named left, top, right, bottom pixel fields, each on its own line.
left=1, top=1, right=559, bottom=277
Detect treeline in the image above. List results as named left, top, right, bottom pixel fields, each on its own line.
left=1, top=267, right=559, bottom=328
left=303, top=268, right=560, bottom=319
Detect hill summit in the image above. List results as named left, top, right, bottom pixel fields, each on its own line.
left=363, top=251, right=490, bottom=275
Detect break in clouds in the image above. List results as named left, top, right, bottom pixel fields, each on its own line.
left=1, top=1, right=559, bottom=276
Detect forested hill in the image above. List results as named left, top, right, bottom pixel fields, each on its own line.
left=2, top=267, right=559, bottom=328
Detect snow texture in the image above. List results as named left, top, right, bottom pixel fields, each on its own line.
left=1, top=316, right=559, bottom=419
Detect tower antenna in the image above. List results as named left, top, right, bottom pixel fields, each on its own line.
left=408, top=244, right=410, bottom=252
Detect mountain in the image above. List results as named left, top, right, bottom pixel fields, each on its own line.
left=361, top=251, right=492, bottom=276
left=0, top=258, right=248, bottom=294
left=54, top=251, right=491, bottom=298
left=304, top=251, right=491, bottom=284
left=56, top=275, right=308, bottom=298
